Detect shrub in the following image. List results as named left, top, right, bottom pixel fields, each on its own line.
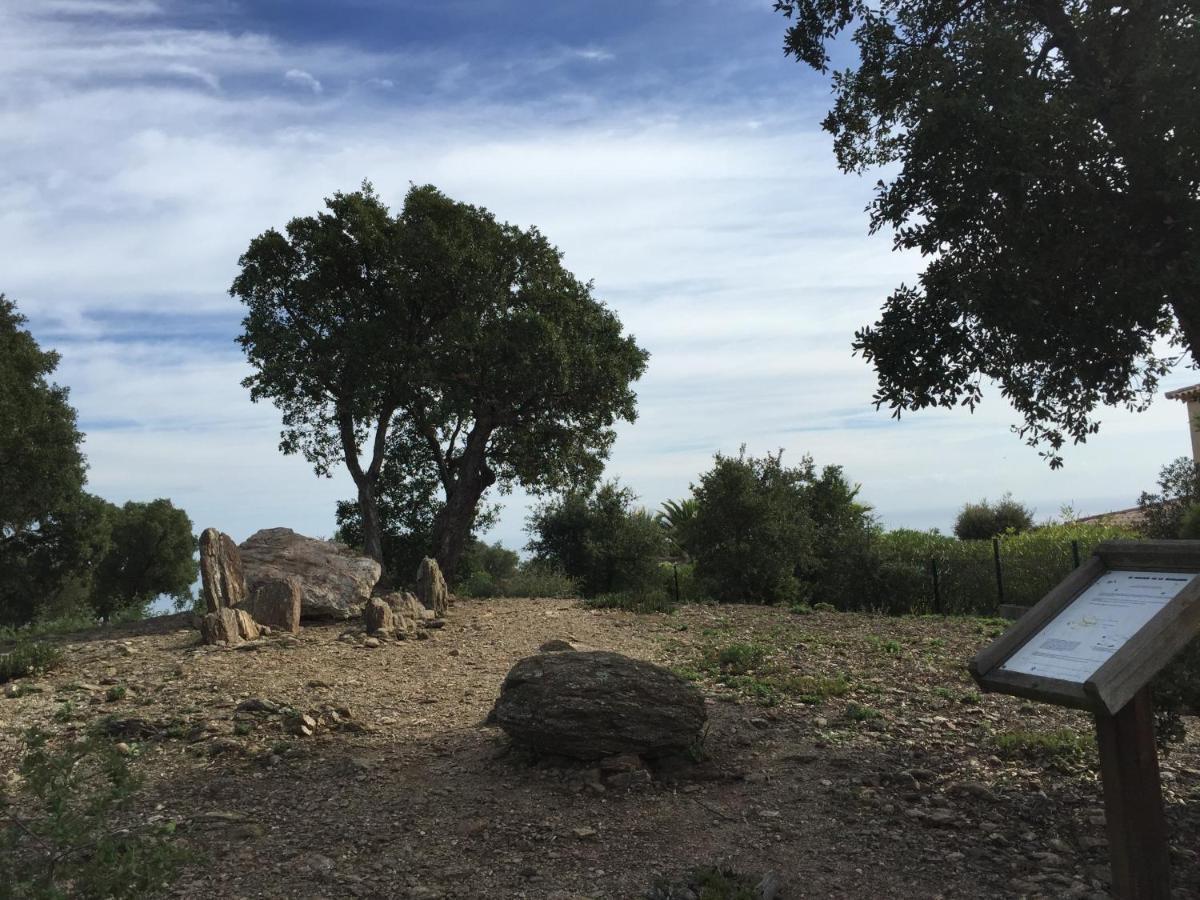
left=584, top=589, right=677, bottom=614
left=1138, top=456, right=1200, bottom=539
left=686, top=448, right=816, bottom=604
left=527, top=482, right=668, bottom=597
left=0, top=728, right=188, bottom=898
left=1179, top=503, right=1200, bottom=539
left=457, top=560, right=578, bottom=599
left=992, top=727, right=1092, bottom=763
left=953, top=493, right=1034, bottom=540
left=0, top=642, right=63, bottom=684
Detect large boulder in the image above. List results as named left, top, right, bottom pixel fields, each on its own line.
left=489, top=651, right=707, bottom=760
left=241, top=578, right=302, bottom=634
left=199, top=528, right=246, bottom=613
left=239, top=528, right=380, bottom=620
left=415, top=557, right=449, bottom=617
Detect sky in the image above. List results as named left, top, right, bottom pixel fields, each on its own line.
left=3, top=0, right=1198, bottom=562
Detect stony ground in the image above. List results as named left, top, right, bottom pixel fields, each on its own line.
left=4, top=599, right=1200, bottom=899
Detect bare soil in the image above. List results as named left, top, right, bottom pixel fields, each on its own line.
left=4, top=599, right=1200, bottom=899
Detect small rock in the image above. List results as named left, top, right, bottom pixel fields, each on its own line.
left=237, top=697, right=280, bottom=714
left=114, top=742, right=132, bottom=755
left=285, top=712, right=317, bottom=737
left=363, top=637, right=381, bottom=649
left=572, top=826, right=597, bottom=840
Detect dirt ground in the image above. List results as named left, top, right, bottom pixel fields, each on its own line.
left=4, top=599, right=1200, bottom=899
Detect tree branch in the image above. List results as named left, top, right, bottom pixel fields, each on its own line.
left=336, top=409, right=366, bottom=485
left=364, top=406, right=395, bottom=483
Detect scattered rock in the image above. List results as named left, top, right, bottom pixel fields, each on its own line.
left=489, top=651, right=707, bottom=760
left=415, top=557, right=450, bottom=617
left=239, top=528, right=380, bottom=619
left=382, top=591, right=425, bottom=621
left=199, top=527, right=247, bottom=613
left=284, top=712, right=317, bottom=737
left=363, top=597, right=394, bottom=634
left=538, top=639, right=596, bottom=653
left=200, top=608, right=243, bottom=646
left=236, top=698, right=280, bottom=714
left=240, top=577, right=302, bottom=634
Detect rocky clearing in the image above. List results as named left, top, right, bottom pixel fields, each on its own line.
left=4, top=599, right=1200, bottom=899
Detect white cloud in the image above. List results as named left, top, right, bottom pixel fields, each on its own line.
left=3, top=2, right=1195, bottom=559
left=283, top=68, right=323, bottom=94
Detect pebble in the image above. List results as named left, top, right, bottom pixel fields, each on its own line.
left=363, top=637, right=381, bottom=649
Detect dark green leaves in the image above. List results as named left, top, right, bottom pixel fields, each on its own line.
left=778, top=2, right=1200, bottom=464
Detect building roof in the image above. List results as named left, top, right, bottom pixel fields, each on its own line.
left=1165, top=383, right=1200, bottom=402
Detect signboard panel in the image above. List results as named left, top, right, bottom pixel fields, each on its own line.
left=999, top=570, right=1196, bottom=684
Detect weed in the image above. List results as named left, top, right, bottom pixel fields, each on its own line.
left=844, top=702, right=882, bottom=721
left=959, top=690, right=982, bottom=705
left=993, top=728, right=1092, bottom=762
left=233, top=721, right=254, bottom=737
left=0, top=642, right=63, bottom=684
left=812, top=602, right=836, bottom=612
left=105, top=685, right=127, bottom=702
left=714, top=643, right=770, bottom=675
left=788, top=602, right=813, bottom=615
left=647, top=864, right=763, bottom=900
left=0, top=727, right=188, bottom=897
left=53, top=701, right=76, bottom=723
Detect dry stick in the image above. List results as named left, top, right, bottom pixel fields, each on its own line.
left=687, top=795, right=740, bottom=823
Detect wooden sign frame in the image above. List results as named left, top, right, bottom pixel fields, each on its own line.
left=970, top=540, right=1200, bottom=900
left=970, top=540, right=1200, bottom=716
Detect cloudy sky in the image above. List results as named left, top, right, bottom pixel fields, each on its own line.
left=3, top=0, right=1197, bottom=559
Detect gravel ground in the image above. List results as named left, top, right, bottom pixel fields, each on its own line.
left=3, top=599, right=1200, bottom=899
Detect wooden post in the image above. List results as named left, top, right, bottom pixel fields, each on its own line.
left=1094, top=687, right=1171, bottom=899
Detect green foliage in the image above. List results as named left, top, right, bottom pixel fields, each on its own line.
left=953, top=494, right=1034, bottom=540
left=992, top=728, right=1093, bottom=764
left=0, top=296, right=86, bottom=550
left=527, top=482, right=667, bottom=597
left=235, top=182, right=648, bottom=577
left=866, top=522, right=1137, bottom=615
left=655, top=498, right=698, bottom=559
left=777, top=2, right=1200, bottom=466
left=458, top=560, right=578, bottom=599
left=715, top=643, right=770, bottom=676
left=584, top=589, right=677, bottom=614
left=92, top=500, right=197, bottom=619
left=105, top=685, right=127, bottom=703
left=1180, top=504, right=1200, bottom=540
left=686, top=448, right=816, bottom=604
left=647, top=865, right=763, bottom=900
left=0, top=643, right=63, bottom=684
left=1139, top=457, right=1200, bottom=539
left=844, top=702, right=881, bottom=722
left=0, top=728, right=187, bottom=899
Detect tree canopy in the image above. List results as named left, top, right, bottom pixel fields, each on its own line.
left=0, top=295, right=86, bottom=543
left=235, top=182, right=648, bottom=578
left=775, top=1, right=1200, bottom=465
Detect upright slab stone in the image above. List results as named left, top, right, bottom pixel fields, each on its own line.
left=239, top=528, right=381, bottom=620
left=199, top=528, right=246, bottom=613
left=200, top=608, right=243, bottom=646
left=241, top=577, right=302, bottom=634
left=415, top=557, right=449, bottom=617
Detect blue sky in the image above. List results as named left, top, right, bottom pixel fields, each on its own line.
left=3, top=0, right=1197, bottom=564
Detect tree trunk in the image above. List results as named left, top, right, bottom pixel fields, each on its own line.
left=357, top=480, right=383, bottom=565
left=430, top=423, right=496, bottom=582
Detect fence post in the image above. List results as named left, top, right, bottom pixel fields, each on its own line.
left=993, top=538, right=1005, bottom=608
left=672, top=563, right=681, bottom=605
left=929, top=558, right=942, bottom=615
left=1072, top=540, right=1081, bottom=569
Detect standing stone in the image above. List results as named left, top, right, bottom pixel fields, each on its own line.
left=239, top=528, right=381, bottom=619
left=415, top=557, right=449, bottom=617
left=200, top=608, right=243, bottom=646
left=489, top=651, right=707, bottom=760
left=233, top=609, right=261, bottom=641
left=198, top=528, right=246, bottom=613
left=363, top=597, right=394, bottom=634
left=241, top=578, right=302, bottom=634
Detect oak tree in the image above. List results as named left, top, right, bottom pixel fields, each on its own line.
left=776, top=1, right=1200, bottom=464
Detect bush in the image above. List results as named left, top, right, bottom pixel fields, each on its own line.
left=953, top=493, right=1034, bottom=540
left=457, top=560, right=579, bottom=599
left=584, top=589, right=677, bottom=614
left=0, top=728, right=188, bottom=898
left=1138, top=457, right=1200, bottom=539
left=686, top=449, right=816, bottom=604
left=0, top=642, right=63, bottom=684
left=527, top=482, right=667, bottom=597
